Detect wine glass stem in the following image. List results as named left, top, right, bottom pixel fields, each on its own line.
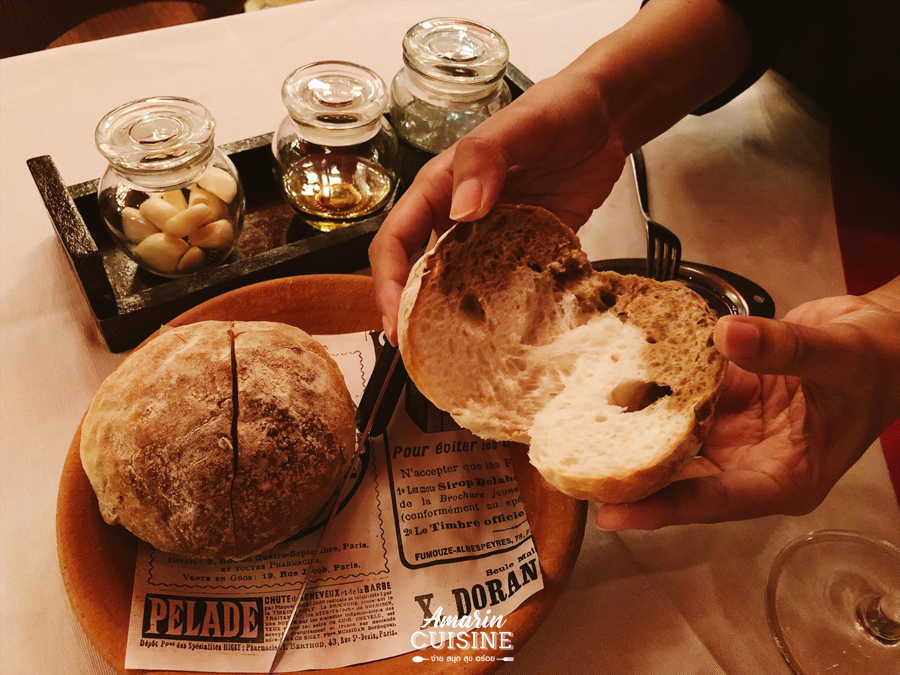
left=857, top=595, right=900, bottom=644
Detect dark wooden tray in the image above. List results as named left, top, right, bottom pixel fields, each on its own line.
left=27, top=66, right=534, bottom=352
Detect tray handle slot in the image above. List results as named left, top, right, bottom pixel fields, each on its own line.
left=26, top=156, right=117, bottom=318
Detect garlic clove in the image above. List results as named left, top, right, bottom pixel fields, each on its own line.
left=121, top=207, right=161, bottom=243
left=189, top=219, right=234, bottom=249
left=150, top=190, right=188, bottom=211
left=161, top=204, right=216, bottom=238
left=197, top=167, right=238, bottom=203
left=139, top=198, right=181, bottom=228
left=133, top=233, right=190, bottom=273
left=177, top=247, right=207, bottom=273
left=188, top=186, right=226, bottom=220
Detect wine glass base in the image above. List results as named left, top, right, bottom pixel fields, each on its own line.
left=766, top=530, right=900, bottom=675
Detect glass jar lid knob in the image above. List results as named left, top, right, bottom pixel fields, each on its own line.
left=95, top=97, right=215, bottom=175
left=426, top=30, right=484, bottom=63
left=282, top=61, right=388, bottom=146
left=403, top=18, right=509, bottom=85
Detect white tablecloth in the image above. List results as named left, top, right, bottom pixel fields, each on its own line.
left=1, top=2, right=898, bottom=674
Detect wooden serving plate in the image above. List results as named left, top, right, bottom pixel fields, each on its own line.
left=57, top=274, right=588, bottom=674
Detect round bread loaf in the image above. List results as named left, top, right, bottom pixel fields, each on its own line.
left=80, top=320, right=355, bottom=559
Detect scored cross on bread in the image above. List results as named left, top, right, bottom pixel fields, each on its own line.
left=398, top=205, right=727, bottom=503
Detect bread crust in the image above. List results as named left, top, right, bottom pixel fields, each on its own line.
left=231, top=322, right=356, bottom=557
left=80, top=322, right=236, bottom=556
left=399, top=205, right=727, bottom=503
left=80, top=320, right=356, bottom=558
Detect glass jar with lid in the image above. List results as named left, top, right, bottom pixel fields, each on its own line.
left=391, top=17, right=512, bottom=186
left=95, top=97, right=244, bottom=278
left=272, top=61, right=399, bottom=232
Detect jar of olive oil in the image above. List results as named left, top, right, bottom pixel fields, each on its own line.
left=390, top=18, right=512, bottom=186
left=272, top=61, right=400, bottom=231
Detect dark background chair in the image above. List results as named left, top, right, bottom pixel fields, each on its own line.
left=1, top=0, right=246, bottom=59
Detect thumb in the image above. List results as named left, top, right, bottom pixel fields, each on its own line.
left=448, top=135, right=509, bottom=221
left=714, top=315, right=861, bottom=381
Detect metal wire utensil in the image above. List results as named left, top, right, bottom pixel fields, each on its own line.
left=631, top=147, right=682, bottom=281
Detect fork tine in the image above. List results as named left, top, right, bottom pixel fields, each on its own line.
left=659, top=242, right=667, bottom=281
left=672, top=241, right=682, bottom=280
left=655, top=239, right=664, bottom=281
left=661, top=241, right=670, bottom=281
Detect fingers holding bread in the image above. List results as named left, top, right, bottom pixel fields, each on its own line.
left=593, top=467, right=817, bottom=530
left=369, top=153, right=456, bottom=342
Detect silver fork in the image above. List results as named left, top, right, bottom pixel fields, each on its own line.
left=631, top=147, right=682, bottom=281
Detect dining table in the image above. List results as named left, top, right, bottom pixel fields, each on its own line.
left=1, top=1, right=898, bottom=673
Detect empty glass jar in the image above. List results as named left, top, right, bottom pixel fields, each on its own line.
left=95, top=97, right=244, bottom=277
left=272, top=61, right=399, bottom=231
left=391, top=18, right=512, bottom=186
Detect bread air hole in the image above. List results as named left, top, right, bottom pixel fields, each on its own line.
left=453, top=221, right=473, bottom=242
left=608, top=380, right=673, bottom=413
left=459, top=293, right=486, bottom=323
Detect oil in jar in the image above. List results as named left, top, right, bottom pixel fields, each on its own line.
left=281, top=154, right=393, bottom=231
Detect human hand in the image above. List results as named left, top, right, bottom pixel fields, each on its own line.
left=369, top=70, right=628, bottom=343
left=369, top=0, right=755, bottom=344
left=595, top=277, right=900, bottom=530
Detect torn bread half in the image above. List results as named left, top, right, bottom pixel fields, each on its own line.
left=398, top=205, right=726, bottom=503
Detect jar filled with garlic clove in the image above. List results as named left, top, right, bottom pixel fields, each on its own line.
left=95, top=97, right=244, bottom=277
